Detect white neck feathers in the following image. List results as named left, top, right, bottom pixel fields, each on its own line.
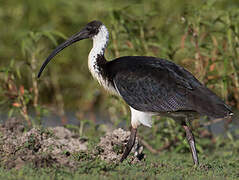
left=88, top=25, right=109, bottom=78
left=92, top=25, right=109, bottom=55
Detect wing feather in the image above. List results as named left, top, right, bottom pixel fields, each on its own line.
left=113, top=64, right=192, bottom=112
left=107, top=56, right=232, bottom=118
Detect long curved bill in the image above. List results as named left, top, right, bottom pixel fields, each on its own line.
left=37, top=27, right=90, bottom=78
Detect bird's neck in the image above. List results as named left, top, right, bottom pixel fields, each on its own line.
left=88, top=25, right=109, bottom=80
left=88, top=25, right=117, bottom=95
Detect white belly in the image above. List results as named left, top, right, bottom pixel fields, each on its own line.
left=130, top=107, right=155, bottom=128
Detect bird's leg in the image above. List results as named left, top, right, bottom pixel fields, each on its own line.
left=120, top=127, right=137, bottom=162
left=182, top=123, right=199, bottom=166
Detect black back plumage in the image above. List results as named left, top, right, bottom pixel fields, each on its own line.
left=105, top=56, right=232, bottom=119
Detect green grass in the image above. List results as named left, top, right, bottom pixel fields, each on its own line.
left=1, top=148, right=239, bottom=180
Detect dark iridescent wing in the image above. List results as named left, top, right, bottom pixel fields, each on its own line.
left=112, top=61, right=193, bottom=112
left=108, top=56, right=232, bottom=118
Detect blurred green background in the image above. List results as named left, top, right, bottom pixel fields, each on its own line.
left=0, top=0, right=239, bottom=126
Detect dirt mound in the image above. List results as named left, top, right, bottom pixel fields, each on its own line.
left=95, top=128, right=144, bottom=163
left=0, top=118, right=144, bottom=169
left=0, top=118, right=87, bottom=169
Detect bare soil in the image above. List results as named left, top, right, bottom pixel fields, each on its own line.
left=95, top=128, right=144, bottom=163
left=0, top=118, right=144, bottom=169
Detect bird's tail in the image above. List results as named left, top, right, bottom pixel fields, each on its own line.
left=189, top=87, right=233, bottom=119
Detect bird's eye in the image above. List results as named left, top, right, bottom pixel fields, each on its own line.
left=86, top=26, right=92, bottom=31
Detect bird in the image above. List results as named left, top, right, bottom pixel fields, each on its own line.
left=38, top=20, right=233, bottom=165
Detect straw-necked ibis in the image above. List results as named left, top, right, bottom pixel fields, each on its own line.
left=38, top=20, right=233, bottom=165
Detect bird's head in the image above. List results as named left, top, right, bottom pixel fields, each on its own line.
left=37, top=20, right=104, bottom=78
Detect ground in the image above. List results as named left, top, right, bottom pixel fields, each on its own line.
left=0, top=118, right=239, bottom=179
left=0, top=118, right=142, bottom=168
